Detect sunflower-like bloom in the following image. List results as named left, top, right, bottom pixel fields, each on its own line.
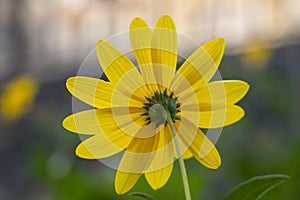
left=63, top=15, right=249, bottom=194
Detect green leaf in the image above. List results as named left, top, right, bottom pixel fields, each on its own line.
left=129, top=192, right=158, bottom=200
left=223, top=174, right=290, bottom=200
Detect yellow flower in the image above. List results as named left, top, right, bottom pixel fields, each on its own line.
left=240, top=40, right=272, bottom=69
left=63, top=15, right=249, bottom=194
left=0, top=75, right=39, bottom=122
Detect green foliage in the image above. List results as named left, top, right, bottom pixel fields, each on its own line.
left=223, top=174, right=289, bottom=200
left=129, top=192, right=158, bottom=200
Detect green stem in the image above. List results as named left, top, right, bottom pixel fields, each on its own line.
left=166, top=112, right=192, bottom=200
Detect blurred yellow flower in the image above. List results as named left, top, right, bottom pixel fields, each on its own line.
left=63, top=15, right=249, bottom=194
left=240, top=40, right=272, bottom=69
left=0, top=75, right=39, bottom=122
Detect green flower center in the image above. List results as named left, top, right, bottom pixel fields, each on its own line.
left=142, top=89, right=181, bottom=126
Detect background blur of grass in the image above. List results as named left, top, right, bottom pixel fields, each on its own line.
left=1, top=0, right=300, bottom=199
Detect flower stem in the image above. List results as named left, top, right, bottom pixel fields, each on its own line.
left=166, top=112, right=192, bottom=200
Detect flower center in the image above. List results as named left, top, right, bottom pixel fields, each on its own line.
left=142, top=89, right=181, bottom=126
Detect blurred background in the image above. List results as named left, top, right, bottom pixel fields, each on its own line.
left=1, top=0, right=300, bottom=199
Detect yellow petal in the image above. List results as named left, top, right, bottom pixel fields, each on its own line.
left=172, top=38, right=225, bottom=95
left=197, top=80, right=250, bottom=111
left=63, top=109, right=134, bottom=158
left=174, top=135, right=194, bottom=159
left=129, top=17, right=157, bottom=86
left=199, top=105, right=245, bottom=128
left=175, top=117, right=200, bottom=156
left=152, top=15, right=177, bottom=70
left=177, top=89, right=201, bottom=129
left=63, top=108, right=141, bottom=136
left=63, top=109, right=100, bottom=135
left=182, top=149, right=193, bottom=159
left=75, top=134, right=129, bottom=159
left=115, top=171, right=141, bottom=194
left=175, top=117, right=220, bottom=168
left=117, top=124, right=160, bottom=173
left=188, top=129, right=221, bottom=169
left=146, top=125, right=175, bottom=173
left=66, top=76, right=142, bottom=109
left=152, top=64, right=175, bottom=87
left=145, top=163, right=173, bottom=190
left=66, top=76, right=114, bottom=108
left=169, top=68, right=202, bottom=115
left=110, top=62, right=147, bottom=105
left=110, top=107, right=147, bottom=136
left=117, top=124, right=175, bottom=173
left=128, top=84, right=155, bottom=108
left=96, top=40, right=142, bottom=83
left=200, top=38, right=226, bottom=81
left=129, top=17, right=152, bottom=66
